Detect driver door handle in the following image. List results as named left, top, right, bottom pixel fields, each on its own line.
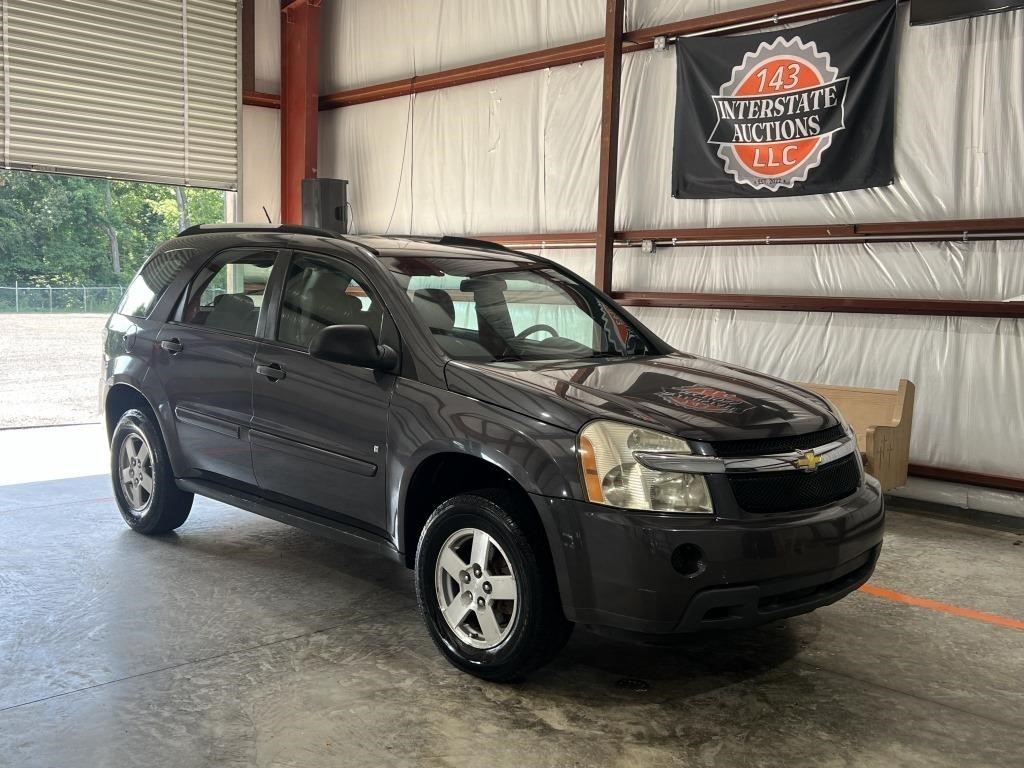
left=160, top=338, right=183, bottom=354
left=256, top=363, right=286, bottom=382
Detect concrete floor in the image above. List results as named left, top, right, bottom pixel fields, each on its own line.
left=0, top=314, right=107, bottom=428
left=1, top=427, right=1023, bottom=767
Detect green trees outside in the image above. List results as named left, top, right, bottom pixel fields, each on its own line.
left=0, top=169, right=226, bottom=287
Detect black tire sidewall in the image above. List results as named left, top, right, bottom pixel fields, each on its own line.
left=415, top=494, right=551, bottom=680
left=110, top=408, right=189, bottom=534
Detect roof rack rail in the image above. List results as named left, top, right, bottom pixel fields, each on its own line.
left=398, top=235, right=514, bottom=254
left=177, top=223, right=342, bottom=238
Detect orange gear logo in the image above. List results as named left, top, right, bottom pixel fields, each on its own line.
left=709, top=38, right=848, bottom=191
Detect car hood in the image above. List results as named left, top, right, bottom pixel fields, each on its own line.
left=445, top=353, right=837, bottom=443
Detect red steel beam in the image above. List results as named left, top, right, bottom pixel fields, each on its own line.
left=242, top=0, right=255, bottom=94
left=855, top=217, right=1024, bottom=235
left=279, top=0, right=320, bottom=223
left=319, top=38, right=606, bottom=109
left=623, top=0, right=875, bottom=49
left=317, top=0, right=877, bottom=110
left=618, top=219, right=1024, bottom=246
left=611, top=291, right=1024, bottom=318
left=487, top=232, right=599, bottom=247
left=281, top=0, right=316, bottom=12
left=320, top=79, right=420, bottom=109
left=479, top=216, right=1024, bottom=249
left=244, top=90, right=281, bottom=108
left=595, top=0, right=626, bottom=293
left=619, top=223, right=856, bottom=243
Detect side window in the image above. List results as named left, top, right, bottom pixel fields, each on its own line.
left=181, top=249, right=276, bottom=337
left=277, top=253, right=392, bottom=350
left=118, top=249, right=192, bottom=318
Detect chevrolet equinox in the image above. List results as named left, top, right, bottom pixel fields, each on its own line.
left=102, top=225, right=884, bottom=681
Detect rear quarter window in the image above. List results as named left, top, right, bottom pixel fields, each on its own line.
left=117, top=249, right=192, bottom=318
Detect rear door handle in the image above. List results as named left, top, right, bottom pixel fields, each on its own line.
left=160, top=338, right=183, bottom=354
left=256, top=363, right=286, bottom=382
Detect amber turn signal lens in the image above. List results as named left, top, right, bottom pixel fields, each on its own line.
left=578, top=435, right=605, bottom=503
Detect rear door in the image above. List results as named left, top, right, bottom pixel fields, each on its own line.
left=156, top=248, right=278, bottom=486
left=250, top=250, right=398, bottom=535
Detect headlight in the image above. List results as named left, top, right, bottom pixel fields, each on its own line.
left=577, top=420, right=712, bottom=514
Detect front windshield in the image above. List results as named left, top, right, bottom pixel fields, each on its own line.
left=381, top=254, right=657, bottom=362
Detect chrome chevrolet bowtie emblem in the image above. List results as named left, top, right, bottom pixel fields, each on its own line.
left=794, top=450, right=823, bottom=472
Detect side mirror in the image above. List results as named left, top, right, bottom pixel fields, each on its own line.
left=309, top=325, right=398, bottom=372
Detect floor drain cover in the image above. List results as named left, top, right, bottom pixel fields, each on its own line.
left=614, top=677, right=650, bottom=693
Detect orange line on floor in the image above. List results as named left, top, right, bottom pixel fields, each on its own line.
left=858, top=584, right=1024, bottom=631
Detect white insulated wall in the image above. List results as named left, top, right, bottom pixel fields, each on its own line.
left=321, top=0, right=604, bottom=92
left=323, top=7, right=1024, bottom=231
left=242, top=106, right=281, bottom=223
left=253, top=0, right=281, bottom=93
left=307, top=3, right=1024, bottom=511
left=242, top=0, right=282, bottom=224
left=318, top=60, right=604, bottom=235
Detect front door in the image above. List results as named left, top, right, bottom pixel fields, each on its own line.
left=250, top=251, right=397, bottom=535
left=156, top=248, right=277, bottom=486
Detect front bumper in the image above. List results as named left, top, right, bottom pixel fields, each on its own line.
left=531, top=478, right=884, bottom=635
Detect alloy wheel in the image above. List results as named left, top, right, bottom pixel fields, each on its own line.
left=434, top=527, right=519, bottom=649
left=118, top=432, right=155, bottom=515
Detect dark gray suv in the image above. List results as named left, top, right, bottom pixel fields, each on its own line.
left=103, top=224, right=884, bottom=681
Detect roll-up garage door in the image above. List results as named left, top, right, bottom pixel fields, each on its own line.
left=0, top=0, right=237, bottom=189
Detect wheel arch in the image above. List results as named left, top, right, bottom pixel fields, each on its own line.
left=398, top=448, right=543, bottom=568
left=104, top=381, right=188, bottom=478
left=105, top=382, right=158, bottom=440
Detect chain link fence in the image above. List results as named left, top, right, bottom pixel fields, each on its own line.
left=0, top=286, right=126, bottom=314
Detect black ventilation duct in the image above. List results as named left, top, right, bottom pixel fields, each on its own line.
left=301, top=178, right=349, bottom=234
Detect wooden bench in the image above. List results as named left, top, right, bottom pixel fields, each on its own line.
left=798, top=379, right=916, bottom=492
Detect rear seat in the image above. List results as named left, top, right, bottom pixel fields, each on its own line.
left=206, top=293, right=258, bottom=335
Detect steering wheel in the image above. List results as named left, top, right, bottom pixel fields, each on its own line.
left=514, top=323, right=560, bottom=341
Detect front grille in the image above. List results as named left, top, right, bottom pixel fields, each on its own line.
left=728, top=453, right=861, bottom=514
left=711, top=424, right=846, bottom=458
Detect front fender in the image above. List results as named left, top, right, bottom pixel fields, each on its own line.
left=387, top=378, right=581, bottom=549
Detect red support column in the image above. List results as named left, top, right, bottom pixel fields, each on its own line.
left=280, top=0, right=320, bottom=224
left=594, top=0, right=625, bottom=293
left=242, top=0, right=255, bottom=94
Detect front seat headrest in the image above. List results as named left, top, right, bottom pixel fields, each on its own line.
left=412, top=288, right=456, bottom=331
left=307, top=273, right=361, bottom=326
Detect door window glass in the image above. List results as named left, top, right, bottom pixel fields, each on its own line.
left=182, top=250, right=275, bottom=336
left=277, top=253, right=391, bottom=350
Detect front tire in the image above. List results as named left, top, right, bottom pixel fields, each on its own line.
left=415, top=490, right=573, bottom=682
left=110, top=408, right=193, bottom=535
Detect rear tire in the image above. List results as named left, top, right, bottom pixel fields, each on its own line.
left=110, top=408, right=193, bottom=535
left=415, top=489, right=573, bottom=682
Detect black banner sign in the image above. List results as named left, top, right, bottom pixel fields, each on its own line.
left=672, top=0, right=898, bottom=199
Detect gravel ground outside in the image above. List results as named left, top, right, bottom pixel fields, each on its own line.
left=0, top=313, right=108, bottom=428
